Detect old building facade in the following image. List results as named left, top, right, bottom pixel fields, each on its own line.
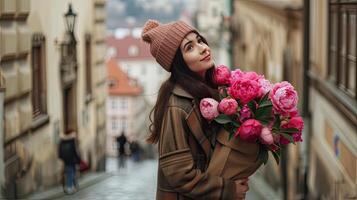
left=0, top=0, right=107, bottom=198
left=195, top=0, right=232, bottom=66
left=106, top=33, right=168, bottom=106
left=106, top=58, right=149, bottom=157
left=307, top=0, right=356, bottom=199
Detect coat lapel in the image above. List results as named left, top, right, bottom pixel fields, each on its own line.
left=172, top=85, right=213, bottom=159
left=186, top=105, right=213, bottom=159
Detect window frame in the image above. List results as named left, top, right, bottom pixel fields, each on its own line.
left=84, top=33, right=92, bottom=99
left=328, top=0, right=357, bottom=100
left=31, top=33, right=47, bottom=118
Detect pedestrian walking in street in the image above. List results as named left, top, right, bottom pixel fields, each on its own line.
left=129, top=140, right=141, bottom=162
left=116, top=131, right=127, bottom=168
left=142, top=20, right=249, bottom=200
left=58, top=131, right=81, bottom=194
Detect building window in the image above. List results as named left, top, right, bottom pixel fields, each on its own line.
left=111, top=99, right=117, bottom=109
left=121, top=118, right=127, bottom=132
left=63, top=86, right=77, bottom=134
left=32, top=33, right=47, bottom=118
left=85, top=34, right=92, bottom=97
left=328, top=1, right=357, bottom=100
left=108, top=78, right=117, bottom=88
left=128, top=45, right=139, bottom=56
left=112, top=118, right=118, bottom=130
left=120, top=98, right=128, bottom=110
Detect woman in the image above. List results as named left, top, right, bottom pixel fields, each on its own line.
left=142, top=20, right=249, bottom=200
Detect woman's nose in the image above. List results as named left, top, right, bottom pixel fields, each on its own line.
left=199, top=44, right=208, bottom=54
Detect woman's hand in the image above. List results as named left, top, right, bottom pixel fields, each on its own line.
left=235, top=178, right=249, bottom=200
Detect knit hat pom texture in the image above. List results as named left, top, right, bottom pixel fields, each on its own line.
left=141, top=20, right=160, bottom=43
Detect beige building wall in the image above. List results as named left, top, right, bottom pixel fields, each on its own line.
left=231, top=0, right=304, bottom=199
left=308, top=0, right=357, bottom=199
left=0, top=0, right=107, bottom=197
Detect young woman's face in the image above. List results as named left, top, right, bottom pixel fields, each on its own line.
left=180, top=32, right=214, bottom=77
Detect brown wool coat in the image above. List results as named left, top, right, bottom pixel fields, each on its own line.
left=156, top=86, right=236, bottom=200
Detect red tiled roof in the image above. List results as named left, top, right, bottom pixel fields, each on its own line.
left=106, top=35, right=154, bottom=61
left=106, top=58, right=142, bottom=96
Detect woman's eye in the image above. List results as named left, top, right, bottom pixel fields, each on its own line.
left=187, top=45, right=193, bottom=51
left=198, top=38, right=203, bottom=43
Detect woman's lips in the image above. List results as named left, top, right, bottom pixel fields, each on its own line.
left=201, top=54, right=211, bottom=61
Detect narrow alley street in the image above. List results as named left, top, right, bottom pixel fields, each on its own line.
left=50, top=157, right=278, bottom=200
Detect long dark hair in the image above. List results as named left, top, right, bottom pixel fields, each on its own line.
left=147, top=35, right=218, bottom=144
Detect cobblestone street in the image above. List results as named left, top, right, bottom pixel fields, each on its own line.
left=51, top=157, right=276, bottom=200
left=56, top=158, right=157, bottom=200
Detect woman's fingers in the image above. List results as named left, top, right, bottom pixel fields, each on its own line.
left=235, top=178, right=249, bottom=184
left=235, top=179, right=249, bottom=200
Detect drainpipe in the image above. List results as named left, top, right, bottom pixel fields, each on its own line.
left=0, top=71, right=5, bottom=198
left=302, top=0, right=311, bottom=198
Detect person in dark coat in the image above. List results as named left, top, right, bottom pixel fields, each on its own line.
left=58, top=132, right=81, bottom=194
left=116, top=131, right=127, bottom=168
left=130, top=140, right=141, bottom=162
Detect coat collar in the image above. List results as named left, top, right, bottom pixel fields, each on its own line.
left=172, top=85, right=194, bottom=99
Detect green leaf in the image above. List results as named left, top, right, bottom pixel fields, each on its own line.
left=257, top=92, right=269, bottom=104
left=280, top=127, right=299, bottom=134
left=247, top=101, right=257, bottom=114
left=228, top=132, right=234, bottom=140
left=257, top=145, right=269, bottom=165
left=231, top=120, right=240, bottom=127
left=214, top=114, right=232, bottom=124
left=271, top=149, right=280, bottom=165
left=273, top=115, right=281, bottom=129
left=259, top=100, right=273, bottom=108
left=279, top=133, right=294, bottom=143
left=255, top=106, right=273, bottom=121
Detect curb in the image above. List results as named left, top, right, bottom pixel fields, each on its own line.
left=27, top=172, right=112, bottom=200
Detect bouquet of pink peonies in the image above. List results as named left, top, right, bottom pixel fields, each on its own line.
left=202, top=65, right=304, bottom=180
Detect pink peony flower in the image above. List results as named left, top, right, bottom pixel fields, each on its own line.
left=289, top=110, right=299, bottom=117
left=260, top=127, right=274, bottom=145
left=243, top=71, right=262, bottom=81
left=235, top=119, right=262, bottom=142
left=269, top=81, right=298, bottom=116
left=228, top=79, right=261, bottom=104
left=281, top=116, right=304, bottom=132
left=279, top=136, right=290, bottom=145
left=292, top=133, right=303, bottom=142
left=258, top=78, right=272, bottom=97
left=229, top=69, right=245, bottom=84
left=199, top=98, right=219, bottom=121
left=214, top=65, right=231, bottom=85
left=218, top=98, right=238, bottom=115
left=239, top=105, right=252, bottom=122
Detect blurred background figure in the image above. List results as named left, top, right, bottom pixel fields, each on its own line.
left=116, top=131, right=127, bottom=168
left=58, top=131, right=81, bottom=194
left=129, top=140, right=141, bottom=162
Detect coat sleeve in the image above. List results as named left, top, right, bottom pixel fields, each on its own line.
left=159, top=106, right=236, bottom=200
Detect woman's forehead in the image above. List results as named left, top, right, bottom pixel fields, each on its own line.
left=183, top=32, right=198, bottom=40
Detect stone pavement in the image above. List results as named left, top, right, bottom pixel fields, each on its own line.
left=28, top=157, right=281, bottom=200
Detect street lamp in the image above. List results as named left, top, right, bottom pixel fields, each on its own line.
left=64, top=3, right=77, bottom=34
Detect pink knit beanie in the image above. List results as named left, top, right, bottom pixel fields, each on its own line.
left=141, top=19, right=196, bottom=72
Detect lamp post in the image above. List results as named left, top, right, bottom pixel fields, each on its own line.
left=64, top=3, right=77, bottom=44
